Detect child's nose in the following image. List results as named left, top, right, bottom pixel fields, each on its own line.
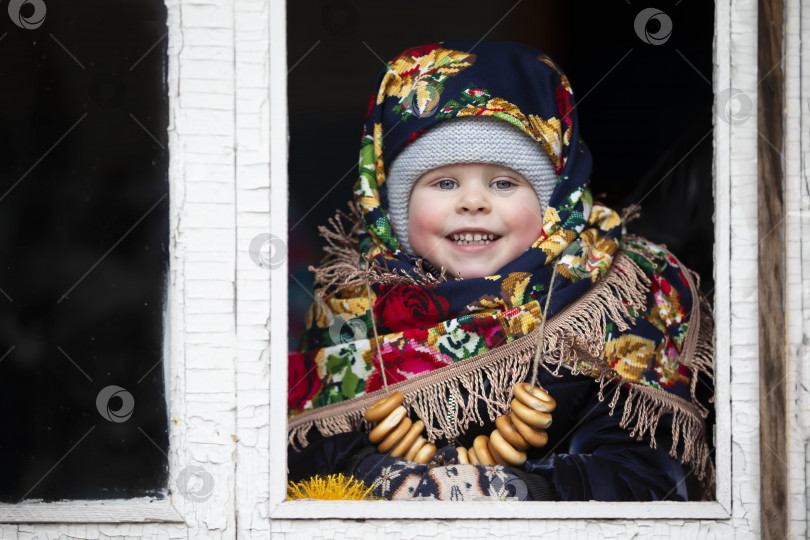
left=456, top=186, right=491, bottom=214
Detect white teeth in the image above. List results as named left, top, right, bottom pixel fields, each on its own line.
left=449, top=233, right=499, bottom=245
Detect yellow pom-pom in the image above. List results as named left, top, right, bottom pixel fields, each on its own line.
left=286, top=473, right=375, bottom=501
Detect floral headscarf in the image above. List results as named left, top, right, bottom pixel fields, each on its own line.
left=288, top=41, right=714, bottom=483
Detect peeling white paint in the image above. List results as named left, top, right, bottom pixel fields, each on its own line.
left=5, top=0, right=807, bottom=538
left=786, top=0, right=810, bottom=538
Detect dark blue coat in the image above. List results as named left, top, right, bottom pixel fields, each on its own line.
left=288, top=368, right=691, bottom=501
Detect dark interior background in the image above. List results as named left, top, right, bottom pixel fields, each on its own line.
left=0, top=1, right=169, bottom=501
left=0, top=0, right=712, bottom=505
left=287, top=0, right=715, bottom=347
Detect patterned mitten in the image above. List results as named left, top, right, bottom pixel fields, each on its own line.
left=353, top=446, right=534, bottom=500
left=353, top=452, right=428, bottom=499
left=412, top=463, right=530, bottom=501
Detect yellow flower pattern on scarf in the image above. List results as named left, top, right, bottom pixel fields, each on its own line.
left=605, top=335, right=660, bottom=382
left=379, top=48, right=476, bottom=105
left=462, top=272, right=532, bottom=313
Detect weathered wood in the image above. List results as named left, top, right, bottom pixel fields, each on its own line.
left=271, top=500, right=730, bottom=520
left=783, top=1, right=810, bottom=537
left=757, top=0, right=787, bottom=537
left=0, top=503, right=183, bottom=523
left=3, top=0, right=786, bottom=536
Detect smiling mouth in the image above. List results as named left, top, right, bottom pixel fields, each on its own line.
left=448, top=232, right=501, bottom=246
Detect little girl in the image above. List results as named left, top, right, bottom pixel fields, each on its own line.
left=287, top=41, right=714, bottom=501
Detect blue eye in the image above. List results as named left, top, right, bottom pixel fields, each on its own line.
left=437, top=179, right=457, bottom=190
left=493, top=179, right=515, bottom=190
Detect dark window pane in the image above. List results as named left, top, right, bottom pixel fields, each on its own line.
left=0, top=0, right=169, bottom=502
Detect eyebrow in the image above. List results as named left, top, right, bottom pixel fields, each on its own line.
left=427, top=164, right=523, bottom=175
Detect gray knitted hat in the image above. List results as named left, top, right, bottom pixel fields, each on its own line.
left=385, top=116, right=559, bottom=255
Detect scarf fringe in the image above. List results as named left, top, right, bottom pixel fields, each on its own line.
left=309, top=204, right=448, bottom=300
left=689, top=290, right=716, bottom=415
left=289, top=409, right=367, bottom=450
left=290, top=245, right=715, bottom=495
left=543, top=253, right=651, bottom=368
left=409, top=348, right=531, bottom=443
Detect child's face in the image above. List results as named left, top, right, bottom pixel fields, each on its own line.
left=408, top=163, right=544, bottom=278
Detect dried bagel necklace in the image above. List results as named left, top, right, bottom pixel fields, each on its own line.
left=363, top=282, right=437, bottom=463
left=362, top=266, right=559, bottom=467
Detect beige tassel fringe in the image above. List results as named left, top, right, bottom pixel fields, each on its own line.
left=290, top=215, right=715, bottom=493
left=309, top=204, right=448, bottom=301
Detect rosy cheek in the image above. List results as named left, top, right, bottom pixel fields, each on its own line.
left=409, top=213, right=432, bottom=242
left=410, top=196, right=440, bottom=228
left=509, top=203, right=544, bottom=244
left=407, top=204, right=434, bottom=251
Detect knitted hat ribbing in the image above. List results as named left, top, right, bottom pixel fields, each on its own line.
left=385, top=116, right=558, bottom=255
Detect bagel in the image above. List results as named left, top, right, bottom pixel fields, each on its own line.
left=511, top=410, right=549, bottom=447
left=377, top=416, right=412, bottom=453
left=473, top=435, right=495, bottom=466
left=468, top=446, right=480, bottom=465
left=490, top=429, right=527, bottom=466
left=413, top=443, right=437, bottom=464
left=456, top=446, right=469, bottom=464
left=368, top=405, right=407, bottom=444
left=389, top=419, right=424, bottom=458
left=404, top=435, right=426, bottom=461
left=511, top=398, right=553, bottom=430
left=487, top=438, right=507, bottom=466
left=514, top=383, right=556, bottom=413
left=495, top=415, right=530, bottom=450
left=365, top=391, right=404, bottom=423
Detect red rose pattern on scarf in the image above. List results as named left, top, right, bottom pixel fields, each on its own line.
left=374, top=284, right=451, bottom=334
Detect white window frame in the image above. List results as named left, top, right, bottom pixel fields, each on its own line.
left=268, top=0, right=742, bottom=527
left=5, top=0, right=810, bottom=536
